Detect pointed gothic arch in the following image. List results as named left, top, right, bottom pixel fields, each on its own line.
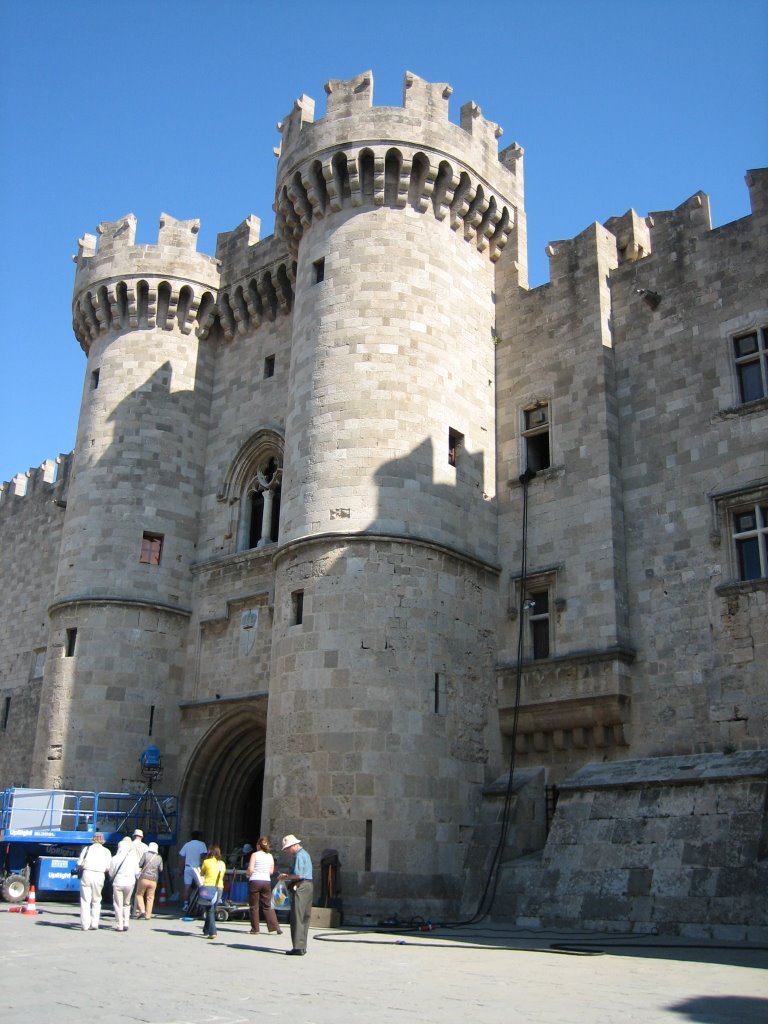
left=179, top=701, right=268, bottom=857
left=219, top=429, right=285, bottom=552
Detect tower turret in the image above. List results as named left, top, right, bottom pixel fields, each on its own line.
left=31, top=214, right=219, bottom=790
left=263, top=72, right=525, bottom=917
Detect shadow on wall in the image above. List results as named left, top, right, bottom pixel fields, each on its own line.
left=370, top=435, right=494, bottom=561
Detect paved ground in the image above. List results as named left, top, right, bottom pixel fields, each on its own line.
left=1, top=898, right=766, bottom=1023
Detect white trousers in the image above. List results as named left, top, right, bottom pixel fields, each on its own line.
left=79, top=871, right=106, bottom=930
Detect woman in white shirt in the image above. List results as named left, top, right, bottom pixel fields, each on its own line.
left=247, top=836, right=282, bottom=935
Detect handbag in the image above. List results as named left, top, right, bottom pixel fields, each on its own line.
left=196, top=864, right=224, bottom=906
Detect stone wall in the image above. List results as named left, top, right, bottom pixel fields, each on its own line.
left=0, top=458, right=69, bottom=787
left=489, top=752, right=768, bottom=941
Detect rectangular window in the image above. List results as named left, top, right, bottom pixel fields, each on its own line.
left=90, top=368, right=100, bottom=390
left=264, top=354, right=275, bottom=379
left=448, top=428, right=464, bottom=467
left=522, top=403, right=551, bottom=472
left=733, top=327, right=768, bottom=404
left=292, top=590, right=304, bottom=625
left=65, top=628, right=77, bottom=658
left=140, top=532, right=164, bottom=565
left=733, top=504, right=768, bottom=580
left=313, top=257, right=325, bottom=284
left=527, top=588, right=551, bottom=659
left=2, top=696, right=9, bottom=730
left=30, top=648, right=46, bottom=680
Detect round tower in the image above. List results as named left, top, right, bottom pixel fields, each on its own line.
left=31, top=214, right=219, bottom=792
left=263, top=72, right=525, bottom=917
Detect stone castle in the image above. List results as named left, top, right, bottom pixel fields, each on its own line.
left=1, top=71, right=766, bottom=936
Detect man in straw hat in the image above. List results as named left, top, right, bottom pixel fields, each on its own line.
left=76, top=831, right=112, bottom=931
left=278, top=834, right=313, bottom=955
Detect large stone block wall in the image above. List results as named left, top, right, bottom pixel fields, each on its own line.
left=264, top=537, right=499, bottom=919
left=282, top=203, right=498, bottom=564
left=610, top=188, right=768, bottom=757
left=495, top=752, right=768, bottom=940
left=53, top=326, right=216, bottom=607
left=0, top=459, right=69, bottom=787
left=29, top=601, right=190, bottom=791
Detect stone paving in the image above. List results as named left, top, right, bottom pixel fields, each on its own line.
left=1, top=898, right=766, bottom=1023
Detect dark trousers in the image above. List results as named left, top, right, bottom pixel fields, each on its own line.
left=248, top=880, right=280, bottom=933
left=289, top=879, right=313, bottom=952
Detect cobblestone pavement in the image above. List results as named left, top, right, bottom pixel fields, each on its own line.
left=1, top=900, right=766, bottom=1023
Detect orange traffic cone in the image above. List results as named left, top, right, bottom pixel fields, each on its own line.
left=157, top=883, right=168, bottom=908
left=22, top=885, right=39, bottom=916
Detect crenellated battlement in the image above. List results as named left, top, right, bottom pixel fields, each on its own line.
left=0, top=454, right=71, bottom=509
left=538, top=170, right=766, bottom=287
left=213, top=225, right=296, bottom=341
left=274, top=71, right=523, bottom=263
left=72, top=213, right=221, bottom=351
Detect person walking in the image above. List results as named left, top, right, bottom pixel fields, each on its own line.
left=278, top=834, right=313, bottom=956
left=178, top=830, right=207, bottom=912
left=131, top=828, right=148, bottom=859
left=76, top=831, right=112, bottom=931
left=247, top=836, right=282, bottom=936
left=199, top=845, right=226, bottom=939
left=109, top=835, right=141, bottom=931
left=135, top=841, right=163, bottom=919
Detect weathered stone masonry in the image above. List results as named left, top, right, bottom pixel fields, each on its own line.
left=0, top=71, right=766, bottom=936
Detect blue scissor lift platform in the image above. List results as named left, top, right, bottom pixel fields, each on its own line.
left=0, top=787, right=177, bottom=902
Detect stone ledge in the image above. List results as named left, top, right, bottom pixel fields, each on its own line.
left=559, top=750, right=768, bottom=791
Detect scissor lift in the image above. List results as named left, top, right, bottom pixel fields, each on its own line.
left=0, top=786, right=177, bottom=902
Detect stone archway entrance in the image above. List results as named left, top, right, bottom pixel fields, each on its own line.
left=180, top=700, right=268, bottom=857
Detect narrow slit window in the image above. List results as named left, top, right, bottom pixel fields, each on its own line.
left=2, top=696, right=10, bottom=730
left=140, top=532, right=164, bottom=566
left=365, top=819, right=373, bottom=872
left=90, top=368, right=100, bottom=390
left=264, top=354, right=275, bottom=379
left=434, top=672, right=446, bottom=714
left=313, top=257, right=325, bottom=284
left=292, top=590, right=304, bottom=626
left=148, top=705, right=155, bottom=737
left=448, top=428, right=464, bottom=467
left=65, top=628, right=77, bottom=658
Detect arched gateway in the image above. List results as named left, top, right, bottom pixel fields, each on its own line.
left=179, top=700, right=268, bottom=856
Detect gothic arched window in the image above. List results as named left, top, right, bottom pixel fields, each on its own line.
left=218, top=430, right=284, bottom=553
left=240, top=455, right=283, bottom=551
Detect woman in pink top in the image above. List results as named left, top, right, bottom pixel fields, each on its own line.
left=247, top=836, right=282, bottom=935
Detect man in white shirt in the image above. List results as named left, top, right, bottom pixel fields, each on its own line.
left=77, top=832, right=113, bottom=930
left=131, top=828, right=148, bottom=859
left=178, top=830, right=207, bottom=911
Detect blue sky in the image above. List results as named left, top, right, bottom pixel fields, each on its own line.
left=1, top=0, right=766, bottom=484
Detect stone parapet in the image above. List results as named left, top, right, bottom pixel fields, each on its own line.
left=273, top=71, right=522, bottom=264
left=72, top=214, right=221, bottom=350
